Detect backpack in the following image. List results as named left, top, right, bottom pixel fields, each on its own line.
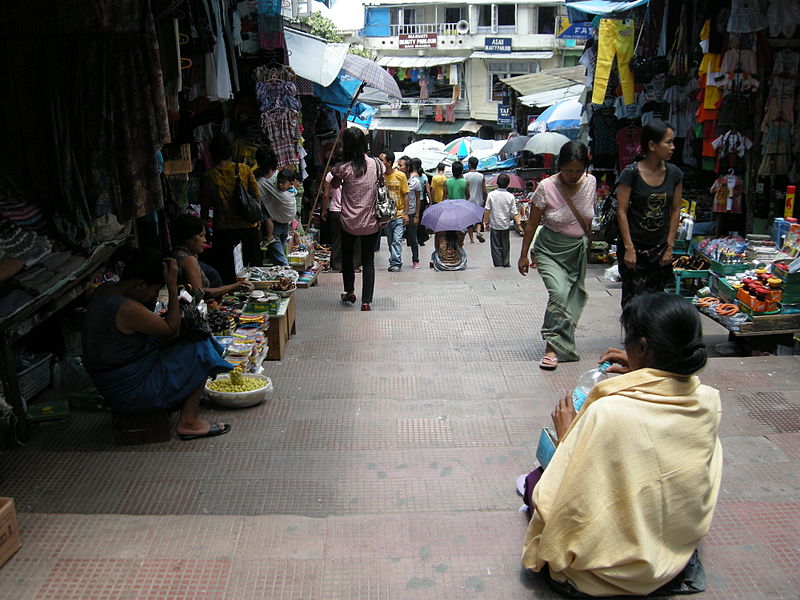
left=371, top=157, right=394, bottom=225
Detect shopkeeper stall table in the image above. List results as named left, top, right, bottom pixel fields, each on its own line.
left=0, top=241, right=122, bottom=444
left=266, top=294, right=297, bottom=361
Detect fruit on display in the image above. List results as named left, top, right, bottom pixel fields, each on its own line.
left=207, top=368, right=267, bottom=393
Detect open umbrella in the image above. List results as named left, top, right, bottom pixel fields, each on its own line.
left=403, top=139, right=446, bottom=155
left=341, top=54, right=401, bottom=99
left=421, top=199, right=486, bottom=233
left=528, top=99, right=583, bottom=134
left=443, top=137, right=496, bottom=159
left=486, top=173, right=526, bottom=190
left=498, top=135, right=533, bottom=155
left=524, top=132, right=571, bottom=155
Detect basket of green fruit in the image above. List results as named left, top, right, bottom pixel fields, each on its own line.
left=205, top=369, right=273, bottom=408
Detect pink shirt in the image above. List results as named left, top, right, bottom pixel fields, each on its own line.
left=325, top=171, right=343, bottom=212
left=330, top=156, right=384, bottom=236
left=531, top=174, right=596, bottom=238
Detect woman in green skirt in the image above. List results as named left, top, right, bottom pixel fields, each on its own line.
left=517, top=142, right=596, bottom=370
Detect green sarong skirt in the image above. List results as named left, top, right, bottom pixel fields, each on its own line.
left=533, top=226, right=587, bottom=362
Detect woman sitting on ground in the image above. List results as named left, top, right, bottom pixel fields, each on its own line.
left=83, top=249, right=233, bottom=440
left=172, top=214, right=251, bottom=299
left=430, top=230, right=467, bottom=271
left=521, top=292, right=722, bottom=597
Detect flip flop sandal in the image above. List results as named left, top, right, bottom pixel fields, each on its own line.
left=179, top=422, right=231, bottom=441
left=538, top=356, right=558, bottom=371
left=340, top=292, right=357, bottom=304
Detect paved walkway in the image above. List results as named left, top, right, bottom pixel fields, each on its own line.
left=1, top=240, right=799, bottom=599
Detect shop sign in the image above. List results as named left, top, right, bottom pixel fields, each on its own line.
left=399, top=33, right=438, bottom=49
left=556, top=17, right=593, bottom=40
left=498, top=105, right=513, bottom=126
left=484, top=37, right=512, bottom=52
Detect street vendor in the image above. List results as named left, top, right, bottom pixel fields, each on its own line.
left=83, top=249, right=233, bottom=440
left=172, top=214, right=251, bottom=299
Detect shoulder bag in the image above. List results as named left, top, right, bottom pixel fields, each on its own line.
left=372, top=157, right=394, bottom=225
left=232, top=163, right=263, bottom=223
left=554, top=177, right=592, bottom=237
left=630, top=3, right=669, bottom=84
left=601, top=163, right=640, bottom=243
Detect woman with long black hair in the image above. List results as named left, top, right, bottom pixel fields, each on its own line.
left=329, top=128, right=384, bottom=311
left=616, top=120, right=683, bottom=308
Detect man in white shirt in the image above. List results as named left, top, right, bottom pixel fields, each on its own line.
left=483, top=173, right=522, bottom=267
left=464, top=156, right=487, bottom=243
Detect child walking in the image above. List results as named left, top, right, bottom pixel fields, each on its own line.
left=483, top=173, right=522, bottom=267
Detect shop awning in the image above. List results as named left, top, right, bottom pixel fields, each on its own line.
left=470, top=51, right=554, bottom=60
left=370, top=117, right=422, bottom=131
left=567, top=0, right=649, bottom=15
left=416, top=120, right=468, bottom=135
left=284, top=27, right=348, bottom=87
left=501, top=66, right=586, bottom=97
left=377, top=56, right=468, bottom=68
left=519, top=84, right=586, bottom=107
left=460, top=120, right=482, bottom=134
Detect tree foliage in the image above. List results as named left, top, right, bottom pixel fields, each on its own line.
left=298, top=12, right=373, bottom=58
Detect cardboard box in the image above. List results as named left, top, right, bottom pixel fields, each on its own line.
left=0, top=497, right=21, bottom=568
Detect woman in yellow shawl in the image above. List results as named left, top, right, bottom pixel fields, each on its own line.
left=522, top=292, right=723, bottom=597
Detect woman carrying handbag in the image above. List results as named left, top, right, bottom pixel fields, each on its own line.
left=329, top=128, right=384, bottom=312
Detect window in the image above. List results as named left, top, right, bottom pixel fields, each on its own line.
left=444, top=7, right=463, bottom=24
left=478, top=5, right=492, bottom=27
left=497, top=5, right=515, bottom=26
left=537, top=6, right=556, bottom=34
left=404, top=9, right=418, bottom=25
left=487, top=61, right=532, bottom=103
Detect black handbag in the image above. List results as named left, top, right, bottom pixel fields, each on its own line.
left=630, top=4, right=668, bottom=84
left=232, top=163, right=263, bottom=223
left=178, top=287, right=212, bottom=341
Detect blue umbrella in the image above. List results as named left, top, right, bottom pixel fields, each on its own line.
left=421, top=199, right=486, bottom=233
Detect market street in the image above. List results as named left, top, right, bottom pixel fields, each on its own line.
left=1, top=245, right=799, bottom=599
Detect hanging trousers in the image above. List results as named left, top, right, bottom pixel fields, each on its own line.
left=592, top=18, right=635, bottom=105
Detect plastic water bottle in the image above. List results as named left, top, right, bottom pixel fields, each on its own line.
left=572, top=361, right=612, bottom=412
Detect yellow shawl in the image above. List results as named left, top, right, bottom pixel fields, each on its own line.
left=522, top=368, right=723, bottom=596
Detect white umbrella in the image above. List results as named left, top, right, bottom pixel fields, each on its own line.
left=402, top=139, right=445, bottom=155
left=523, top=132, right=571, bottom=155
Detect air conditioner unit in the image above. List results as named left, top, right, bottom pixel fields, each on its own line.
left=456, top=20, right=470, bottom=34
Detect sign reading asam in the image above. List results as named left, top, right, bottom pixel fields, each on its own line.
left=399, top=33, right=438, bottom=49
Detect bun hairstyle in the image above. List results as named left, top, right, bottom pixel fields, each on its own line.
left=451, top=160, right=464, bottom=178
left=557, top=141, right=589, bottom=170
left=120, top=248, right=165, bottom=287
left=621, top=292, right=707, bottom=375
left=636, top=120, right=675, bottom=161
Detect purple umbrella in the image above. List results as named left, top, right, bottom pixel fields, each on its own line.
left=421, top=199, right=486, bottom=233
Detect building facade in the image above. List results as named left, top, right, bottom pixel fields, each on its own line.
left=354, top=0, right=570, bottom=146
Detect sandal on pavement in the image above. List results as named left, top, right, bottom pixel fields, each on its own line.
left=179, top=422, right=231, bottom=441
left=341, top=292, right=357, bottom=304
left=538, top=356, right=558, bottom=371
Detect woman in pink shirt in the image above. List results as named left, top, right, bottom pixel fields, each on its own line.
left=517, top=142, right=596, bottom=370
left=329, top=128, right=384, bottom=311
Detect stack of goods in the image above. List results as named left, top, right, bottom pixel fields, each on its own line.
left=745, top=234, right=779, bottom=263
left=314, top=244, right=331, bottom=271
left=208, top=309, right=235, bottom=335
left=694, top=294, right=747, bottom=330
left=771, top=258, right=800, bottom=313
left=230, top=312, right=269, bottom=372
left=697, top=236, right=749, bottom=274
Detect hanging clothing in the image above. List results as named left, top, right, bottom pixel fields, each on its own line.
left=445, top=103, right=456, bottom=123
left=711, top=174, right=744, bottom=213
left=449, top=64, right=459, bottom=85
left=767, top=0, right=800, bottom=38
left=758, top=122, right=793, bottom=176
left=664, top=80, right=699, bottom=137
left=592, top=18, right=635, bottom=105
left=260, top=110, right=301, bottom=169
left=419, top=77, right=429, bottom=99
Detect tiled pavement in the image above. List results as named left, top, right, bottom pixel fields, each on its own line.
left=1, top=240, right=798, bottom=599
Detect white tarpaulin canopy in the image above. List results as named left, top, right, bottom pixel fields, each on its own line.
left=519, top=84, right=586, bottom=107
left=284, top=28, right=348, bottom=87
left=377, top=56, right=467, bottom=68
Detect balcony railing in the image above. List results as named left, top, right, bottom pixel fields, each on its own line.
left=389, top=23, right=519, bottom=36
left=390, top=23, right=463, bottom=36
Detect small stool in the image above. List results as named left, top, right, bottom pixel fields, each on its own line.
left=112, top=409, right=171, bottom=445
